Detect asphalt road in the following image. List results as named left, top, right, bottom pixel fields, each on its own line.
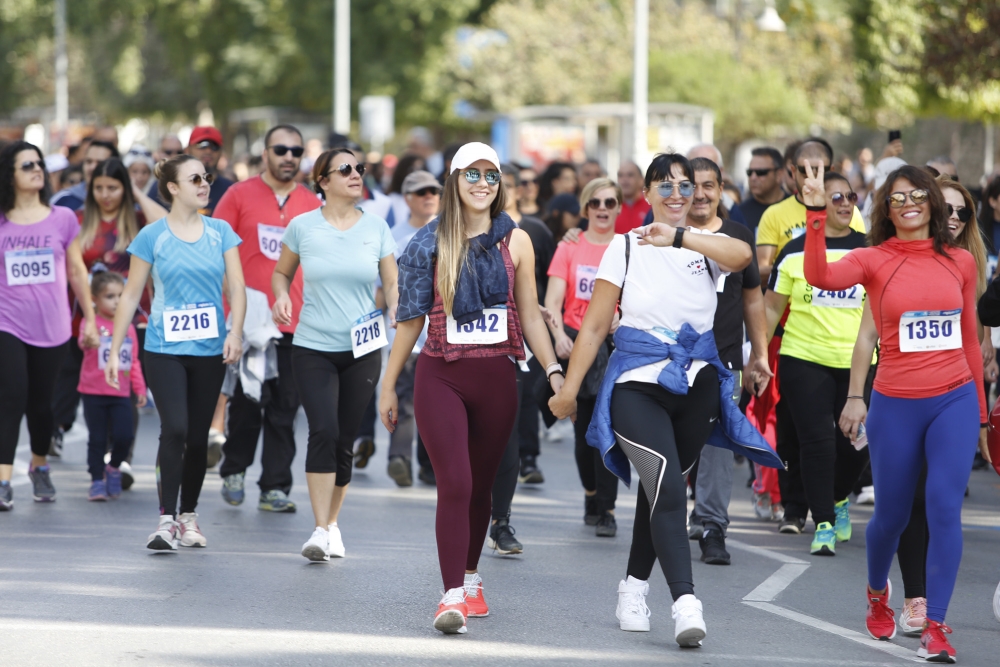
left=3, top=407, right=1000, bottom=666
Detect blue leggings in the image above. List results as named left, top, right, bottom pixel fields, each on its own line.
left=865, top=383, right=979, bottom=622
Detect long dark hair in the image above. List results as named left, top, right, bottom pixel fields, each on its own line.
left=537, top=161, right=576, bottom=211
left=81, top=159, right=140, bottom=252
left=388, top=154, right=426, bottom=195
left=869, top=165, right=952, bottom=257
left=0, top=141, right=51, bottom=213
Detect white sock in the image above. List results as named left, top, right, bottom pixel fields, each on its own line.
left=626, top=575, right=646, bottom=586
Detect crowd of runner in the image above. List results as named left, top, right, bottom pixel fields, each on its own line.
left=2, top=124, right=1000, bottom=663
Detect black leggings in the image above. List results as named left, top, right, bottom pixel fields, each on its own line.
left=613, top=369, right=720, bottom=601
left=144, top=351, right=226, bottom=516
left=292, top=346, right=381, bottom=484
left=0, top=332, right=67, bottom=465
left=491, top=370, right=523, bottom=520
left=575, top=395, right=619, bottom=512
left=897, top=466, right=929, bottom=599
left=777, top=356, right=869, bottom=526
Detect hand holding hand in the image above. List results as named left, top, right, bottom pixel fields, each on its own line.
left=548, top=387, right=577, bottom=422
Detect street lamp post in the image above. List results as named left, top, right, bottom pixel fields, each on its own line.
left=333, top=0, right=351, bottom=135
left=632, top=0, right=649, bottom=169
left=54, top=0, right=68, bottom=145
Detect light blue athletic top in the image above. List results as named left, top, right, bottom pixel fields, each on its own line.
left=282, top=208, right=395, bottom=352
left=128, top=216, right=241, bottom=356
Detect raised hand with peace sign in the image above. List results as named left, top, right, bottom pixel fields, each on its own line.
left=800, top=159, right=826, bottom=208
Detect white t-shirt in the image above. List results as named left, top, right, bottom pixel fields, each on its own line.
left=595, top=228, right=728, bottom=385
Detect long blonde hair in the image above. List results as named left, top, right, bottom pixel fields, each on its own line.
left=80, top=158, right=140, bottom=253
left=937, top=175, right=988, bottom=296
left=436, top=170, right=508, bottom=315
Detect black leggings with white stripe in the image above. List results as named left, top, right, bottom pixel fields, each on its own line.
left=611, top=368, right=720, bottom=601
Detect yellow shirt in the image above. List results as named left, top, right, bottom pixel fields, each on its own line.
left=757, top=196, right=866, bottom=256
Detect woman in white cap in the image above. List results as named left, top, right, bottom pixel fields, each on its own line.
left=379, top=142, right=562, bottom=635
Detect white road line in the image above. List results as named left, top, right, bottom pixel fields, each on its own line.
left=728, top=537, right=809, bottom=565
left=743, top=563, right=810, bottom=602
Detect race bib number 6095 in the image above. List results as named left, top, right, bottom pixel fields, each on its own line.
left=5, top=248, right=55, bottom=286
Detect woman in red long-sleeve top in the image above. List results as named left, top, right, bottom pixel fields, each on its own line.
left=802, top=162, right=986, bottom=663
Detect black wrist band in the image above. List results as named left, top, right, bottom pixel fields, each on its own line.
left=846, top=395, right=865, bottom=400
left=805, top=204, right=826, bottom=212
left=672, top=226, right=685, bottom=249
left=547, top=369, right=565, bottom=380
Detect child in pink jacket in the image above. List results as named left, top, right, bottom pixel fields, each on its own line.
left=78, top=271, right=146, bottom=500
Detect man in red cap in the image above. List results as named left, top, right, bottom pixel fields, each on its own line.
left=185, top=126, right=233, bottom=215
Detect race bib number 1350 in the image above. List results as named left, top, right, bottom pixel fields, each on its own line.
left=899, top=309, right=962, bottom=353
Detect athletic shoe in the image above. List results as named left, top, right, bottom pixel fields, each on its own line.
left=857, top=485, right=875, bottom=505
left=434, top=588, right=468, bottom=634
left=105, top=465, right=123, bottom=498
left=616, top=576, right=651, bottom=632
left=28, top=465, right=56, bottom=502
left=0, top=483, right=12, bottom=511
left=899, top=597, right=927, bottom=636
left=258, top=490, right=296, bottom=513
left=671, top=594, right=707, bottom=647
left=810, top=522, right=836, bottom=556
left=699, top=528, right=731, bottom=565
left=418, top=464, right=436, bottom=486
left=770, top=502, right=785, bottom=522
left=518, top=455, right=544, bottom=484
left=865, top=580, right=897, bottom=640
left=753, top=491, right=771, bottom=520
left=688, top=520, right=703, bottom=540
left=596, top=511, right=617, bottom=537
left=88, top=480, right=108, bottom=501
left=917, top=620, right=956, bottom=663
left=177, top=512, right=207, bottom=547
left=584, top=495, right=600, bottom=525
left=994, top=580, right=1000, bottom=623
left=487, top=517, right=523, bottom=554
left=147, top=515, right=179, bottom=551
left=48, top=428, right=64, bottom=458
left=206, top=429, right=225, bottom=469
left=119, top=461, right=134, bottom=491
left=779, top=516, right=806, bottom=534
left=327, top=523, right=346, bottom=558
left=387, top=455, right=413, bottom=487
left=301, top=527, right=330, bottom=562
left=834, top=498, right=852, bottom=542
left=353, top=437, right=375, bottom=469
left=464, top=572, right=489, bottom=617
left=221, top=472, right=245, bottom=506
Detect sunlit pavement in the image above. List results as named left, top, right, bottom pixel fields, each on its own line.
left=3, top=410, right=1000, bottom=666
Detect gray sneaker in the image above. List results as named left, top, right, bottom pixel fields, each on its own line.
left=258, top=489, right=296, bottom=513
left=0, top=483, right=12, bottom=511
left=29, top=466, right=56, bottom=502
left=221, top=472, right=245, bottom=506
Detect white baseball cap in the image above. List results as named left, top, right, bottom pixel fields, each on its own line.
left=450, top=142, right=502, bottom=174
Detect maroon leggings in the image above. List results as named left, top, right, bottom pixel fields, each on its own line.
left=414, top=353, right=518, bottom=590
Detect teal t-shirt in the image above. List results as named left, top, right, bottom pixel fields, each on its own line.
left=282, top=208, right=396, bottom=352
left=127, top=216, right=242, bottom=356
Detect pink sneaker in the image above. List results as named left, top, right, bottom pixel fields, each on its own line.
left=899, top=597, right=927, bottom=636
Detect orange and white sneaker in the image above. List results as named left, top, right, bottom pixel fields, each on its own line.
left=917, top=620, right=956, bottom=663
left=865, top=581, right=897, bottom=641
left=464, top=572, right=489, bottom=617
left=434, top=588, right=468, bottom=634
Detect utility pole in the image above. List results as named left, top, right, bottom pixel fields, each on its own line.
left=54, top=0, right=68, bottom=144
left=333, top=0, right=351, bottom=135
left=632, top=0, right=649, bottom=168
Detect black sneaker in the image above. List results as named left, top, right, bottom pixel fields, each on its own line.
left=699, top=528, right=731, bottom=565
left=387, top=455, right=413, bottom=487
left=779, top=516, right=806, bottom=534
left=353, top=437, right=375, bottom=469
left=518, top=456, right=544, bottom=484
left=418, top=464, right=436, bottom=486
left=584, top=495, right=599, bottom=525
left=487, top=517, right=523, bottom=555
left=48, top=428, right=64, bottom=459
left=595, top=511, right=617, bottom=537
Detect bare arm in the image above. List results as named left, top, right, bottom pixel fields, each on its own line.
left=222, top=247, right=246, bottom=364
left=378, top=316, right=424, bottom=432
left=379, top=254, right=399, bottom=327
left=742, top=286, right=773, bottom=395
left=764, top=289, right=790, bottom=344
left=635, top=223, right=752, bottom=273
left=543, top=276, right=574, bottom=359
left=838, top=300, right=878, bottom=440
left=510, top=229, right=560, bottom=376
left=757, top=245, right=776, bottom=284
left=132, top=184, right=168, bottom=223
left=271, top=244, right=300, bottom=326
left=105, top=255, right=151, bottom=389
left=66, top=238, right=98, bottom=348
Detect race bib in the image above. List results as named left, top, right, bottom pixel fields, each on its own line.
left=163, top=303, right=219, bottom=342
left=98, top=336, right=133, bottom=371
left=5, top=248, right=55, bottom=286
left=813, top=285, right=863, bottom=309
left=447, top=307, right=508, bottom=345
left=575, top=265, right=598, bottom=301
left=257, top=224, right=285, bottom=261
left=350, top=310, right=388, bottom=358
left=899, top=309, right=962, bottom=352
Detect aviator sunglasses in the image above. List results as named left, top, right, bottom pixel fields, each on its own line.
left=887, top=189, right=930, bottom=208
left=328, top=163, right=366, bottom=178
left=187, top=173, right=215, bottom=186
left=587, top=197, right=619, bottom=210
left=19, top=160, right=44, bottom=172
left=656, top=181, right=695, bottom=198
left=462, top=168, right=501, bottom=186
left=830, top=192, right=858, bottom=205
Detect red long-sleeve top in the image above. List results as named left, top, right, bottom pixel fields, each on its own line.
left=803, top=207, right=986, bottom=422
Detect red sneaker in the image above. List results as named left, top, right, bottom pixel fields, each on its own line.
left=464, top=573, right=489, bottom=618
left=865, top=581, right=897, bottom=640
left=917, top=620, right=956, bottom=663
left=433, top=588, right=468, bottom=634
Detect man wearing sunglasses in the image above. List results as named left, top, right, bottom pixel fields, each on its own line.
left=756, top=139, right=867, bottom=282
left=739, top=147, right=787, bottom=235
left=180, top=126, right=233, bottom=215
left=212, top=124, right=321, bottom=513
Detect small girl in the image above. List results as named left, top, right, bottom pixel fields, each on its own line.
left=78, top=271, right=146, bottom=500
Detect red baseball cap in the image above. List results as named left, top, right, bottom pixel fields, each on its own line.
left=188, top=126, right=223, bottom=148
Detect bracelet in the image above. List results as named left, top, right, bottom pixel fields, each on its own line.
left=547, top=369, right=565, bottom=381
left=846, top=395, right=864, bottom=400
left=227, top=332, right=243, bottom=341
left=545, top=361, right=562, bottom=375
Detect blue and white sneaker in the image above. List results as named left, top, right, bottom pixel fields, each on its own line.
left=221, top=472, right=245, bottom=506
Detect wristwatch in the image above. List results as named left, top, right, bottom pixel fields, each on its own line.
left=672, top=226, right=685, bottom=249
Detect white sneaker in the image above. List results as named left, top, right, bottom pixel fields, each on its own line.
left=616, top=576, right=651, bottom=632
left=302, top=527, right=329, bottom=561
left=147, top=515, right=179, bottom=551
left=993, top=580, right=1000, bottom=623
left=856, top=485, right=875, bottom=505
left=671, top=594, right=707, bottom=647
left=327, top=523, right=345, bottom=558
left=177, top=512, right=207, bottom=547
left=753, top=492, right=772, bottom=520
